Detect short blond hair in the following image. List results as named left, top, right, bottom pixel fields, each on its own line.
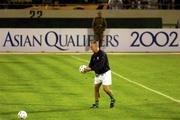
left=90, top=41, right=99, bottom=47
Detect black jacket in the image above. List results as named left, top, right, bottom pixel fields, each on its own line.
left=89, top=50, right=110, bottom=74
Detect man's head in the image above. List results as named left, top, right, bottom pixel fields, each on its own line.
left=90, top=41, right=99, bottom=53
left=97, top=11, right=102, bottom=17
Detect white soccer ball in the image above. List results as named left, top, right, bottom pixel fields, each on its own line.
left=18, top=111, right=27, bottom=119
left=79, top=65, right=87, bottom=73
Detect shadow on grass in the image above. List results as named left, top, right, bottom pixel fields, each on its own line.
left=0, top=102, right=91, bottom=115
left=0, top=61, right=26, bottom=64
left=1, top=102, right=180, bottom=120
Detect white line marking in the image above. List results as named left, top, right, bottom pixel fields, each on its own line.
left=72, top=55, right=180, bottom=104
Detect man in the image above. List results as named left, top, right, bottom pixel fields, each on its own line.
left=108, top=0, right=123, bottom=9
left=84, top=41, right=115, bottom=108
left=176, top=19, right=180, bottom=28
left=92, top=12, right=107, bottom=48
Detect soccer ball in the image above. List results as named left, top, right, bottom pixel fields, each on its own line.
left=18, top=111, right=27, bottom=119
left=79, top=65, right=87, bottom=73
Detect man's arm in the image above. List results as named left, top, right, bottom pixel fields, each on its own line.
left=104, top=18, right=107, bottom=28
left=92, top=18, right=96, bottom=29
left=103, top=18, right=107, bottom=30
left=85, top=55, right=93, bottom=73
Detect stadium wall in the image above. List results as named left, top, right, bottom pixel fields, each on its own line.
left=0, top=18, right=162, bottom=28
left=0, top=10, right=179, bottom=27
left=0, top=28, right=179, bottom=52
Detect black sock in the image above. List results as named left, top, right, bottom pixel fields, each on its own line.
left=95, top=100, right=99, bottom=105
left=109, top=95, right=115, bottom=100
left=105, top=91, right=115, bottom=100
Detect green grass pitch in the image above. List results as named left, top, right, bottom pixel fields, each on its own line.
left=0, top=53, right=180, bottom=120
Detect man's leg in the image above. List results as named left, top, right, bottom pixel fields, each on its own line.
left=103, top=85, right=115, bottom=108
left=91, top=83, right=101, bottom=108
left=95, top=82, right=102, bottom=101
left=94, top=33, right=103, bottom=48
left=99, top=33, right=103, bottom=48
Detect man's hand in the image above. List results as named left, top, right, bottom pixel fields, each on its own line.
left=84, top=67, right=92, bottom=73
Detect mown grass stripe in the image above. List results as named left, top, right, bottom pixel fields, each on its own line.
left=72, top=55, right=180, bottom=104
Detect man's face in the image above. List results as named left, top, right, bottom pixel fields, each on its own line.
left=90, top=43, right=97, bottom=53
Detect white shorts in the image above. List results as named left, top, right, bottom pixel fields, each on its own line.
left=94, top=70, right=112, bottom=85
